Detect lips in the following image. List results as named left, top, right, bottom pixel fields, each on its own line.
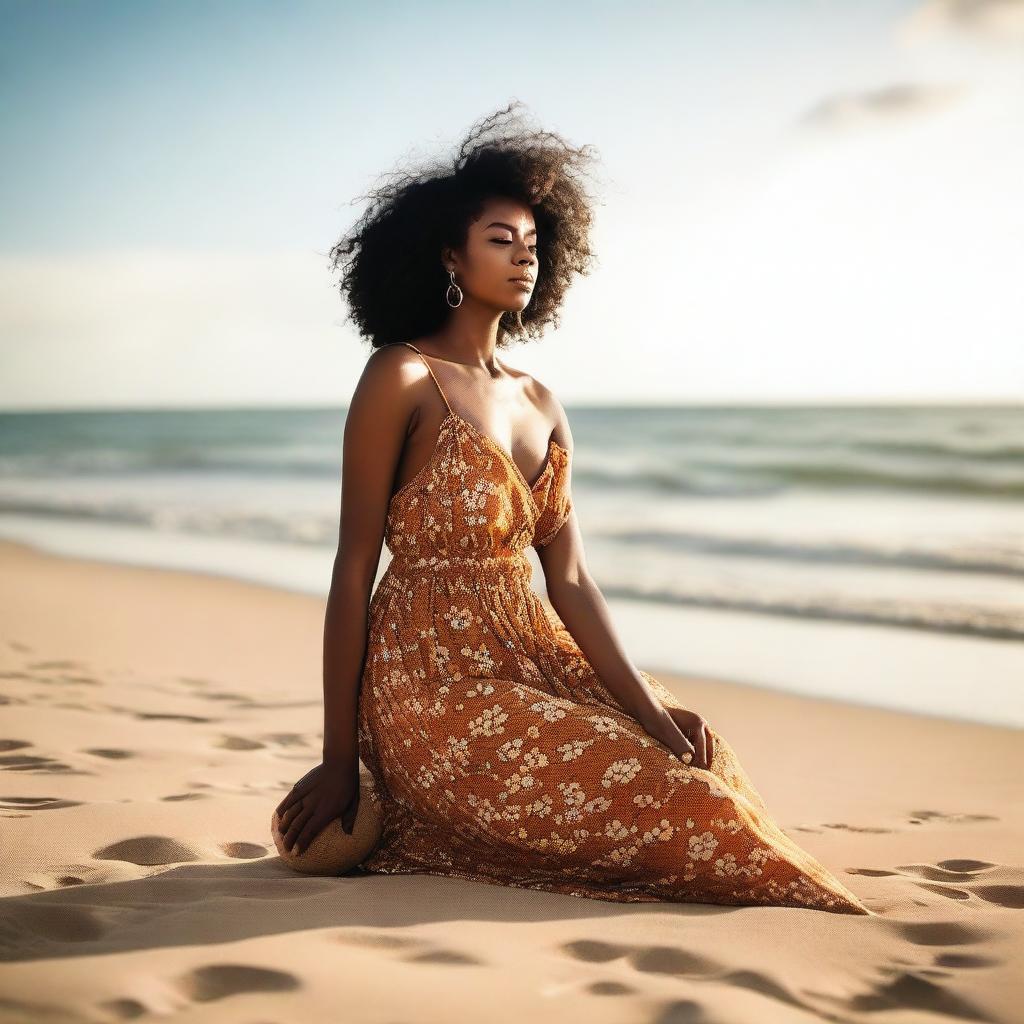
left=509, top=277, right=533, bottom=285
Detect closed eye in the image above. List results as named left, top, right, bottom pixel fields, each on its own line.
left=492, top=239, right=538, bottom=252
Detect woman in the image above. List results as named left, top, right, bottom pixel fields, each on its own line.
left=274, top=103, right=869, bottom=914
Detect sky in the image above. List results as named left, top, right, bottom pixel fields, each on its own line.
left=1, top=0, right=1022, bottom=410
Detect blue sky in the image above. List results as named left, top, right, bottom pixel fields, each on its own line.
left=1, top=0, right=1022, bottom=408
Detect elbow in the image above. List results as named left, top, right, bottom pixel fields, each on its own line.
left=543, top=562, right=591, bottom=604
left=331, top=547, right=379, bottom=596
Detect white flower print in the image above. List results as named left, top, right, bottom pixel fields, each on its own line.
left=530, top=699, right=566, bottom=722
left=601, top=757, right=642, bottom=788
left=589, top=715, right=621, bottom=739
left=468, top=704, right=508, bottom=738
left=497, top=738, right=524, bottom=762
left=688, top=830, right=719, bottom=861
left=445, top=604, right=481, bottom=631
left=642, top=819, right=675, bottom=844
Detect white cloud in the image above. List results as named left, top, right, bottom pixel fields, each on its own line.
left=899, top=0, right=1024, bottom=47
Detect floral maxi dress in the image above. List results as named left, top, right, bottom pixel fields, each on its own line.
left=355, top=342, right=870, bottom=914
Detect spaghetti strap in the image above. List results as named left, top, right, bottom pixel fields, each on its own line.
left=399, top=341, right=454, bottom=416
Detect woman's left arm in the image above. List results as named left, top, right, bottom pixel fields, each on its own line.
left=537, top=512, right=713, bottom=767
left=536, top=508, right=675, bottom=717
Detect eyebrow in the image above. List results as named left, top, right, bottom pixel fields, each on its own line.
left=485, top=221, right=537, bottom=237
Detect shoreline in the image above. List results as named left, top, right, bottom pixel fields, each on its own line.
left=1, top=523, right=1020, bottom=728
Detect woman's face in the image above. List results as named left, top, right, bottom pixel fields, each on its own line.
left=445, top=196, right=538, bottom=313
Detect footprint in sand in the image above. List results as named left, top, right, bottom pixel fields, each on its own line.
left=585, top=979, right=636, bottom=996
left=333, top=930, right=425, bottom=951
left=332, top=929, right=480, bottom=965
left=849, top=859, right=1024, bottom=909
left=174, top=963, right=301, bottom=1002
left=819, top=823, right=895, bottom=834
left=907, top=810, right=999, bottom=826
left=216, top=735, right=266, bottom=751
left=21, top=865, right=108, bottom=890
left=98, top=997, right=149, bottom=1020
left=561, top=939, right=813, bottom=1018
left=649, top=998, right=716, bottom=1023
left=934, top=952, right=1001, bottom=969
left=405, top=948, right=485, bottom=965
left=93, top=835, right=202, bottom=866
left=794, top=809, right=998, bottom=836
left=221, top=841, right=269, bottom=859
left=0, top=795, right=83, bottom=811
left=803, top=915, right=1003, bottom=1023
left=891, top=920, right=992, bottom=947
left=0, top=747, right=80, bottom=774
left=130, top=710, right=216, bottom=723
left=264, top=733, right=312, bottom=748
left=810, top=968, right=995, bottom=1022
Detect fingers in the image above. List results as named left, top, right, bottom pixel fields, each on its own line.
left=276, top=785, right=307, bottom=819
left=673, top=725, right=696, bottom=764
left=292, top=816, right=328, bottom=857
left=704, top=724, right=716, bottom=765
left=341, top=796, right=360, bottom=835
left=283, top=805, right=314, bottom=853
left=668, top=719, right=703, bottom=768
left=691, top=725, right=708, bottom=770
left=279, top=802, right=303, bottom=832
left=275, top=765, right=321, bottom=818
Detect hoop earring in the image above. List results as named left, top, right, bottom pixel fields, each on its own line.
left=445, top=269, right=463, bottom=308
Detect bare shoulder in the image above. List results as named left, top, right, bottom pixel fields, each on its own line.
left=349, top=343, right=441, bottom=431
left=500, top=356, right=573, bottom=450
left=363, top=340, right=421, bottom=375
left=360, top=341, right=432, bottom=394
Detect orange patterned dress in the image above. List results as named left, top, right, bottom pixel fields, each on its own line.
left=355, top=342, right=869, bottom=914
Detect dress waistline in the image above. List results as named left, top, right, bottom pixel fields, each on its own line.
left=383, top=551, right=533, bottom=582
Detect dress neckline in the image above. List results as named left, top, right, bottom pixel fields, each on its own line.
left=454, top=411, right=565, bottom=496
left=388, top=411, right=567, bottom=517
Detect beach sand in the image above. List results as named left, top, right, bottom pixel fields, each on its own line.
left=1, top=536, right=1021, bottom=1023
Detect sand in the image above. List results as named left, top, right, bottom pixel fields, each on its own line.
left=1, top=536, right=1021, bottom=1023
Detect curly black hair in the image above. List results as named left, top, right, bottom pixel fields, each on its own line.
left=329, top=101, right=604, bottom=350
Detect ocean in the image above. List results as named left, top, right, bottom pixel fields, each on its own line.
left=2, top=404, right=1021, bottom=727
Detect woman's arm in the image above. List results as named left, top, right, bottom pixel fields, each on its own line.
left=537, top=512, right=712, bottom=767
left=321, top=345, right=426, bottom=763
left=276, top=345, right=427, bottom=852
left=536, top=508, right=669, bottom=722
left=531, top=405, right=662, bottom=724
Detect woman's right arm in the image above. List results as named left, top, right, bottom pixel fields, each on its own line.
left=276, top=345, right=421, bottom=854
left=322, top=347, right=415, bottom=766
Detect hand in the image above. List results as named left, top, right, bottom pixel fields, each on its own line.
left=274, top=757, right=360, bottom=855
left=640, top=706, right=714, bottom=770
left=666, top=706, right=715, bottom=769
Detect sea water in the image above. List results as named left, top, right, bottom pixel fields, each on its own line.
left=1, top=404, right=1021, bottom=726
